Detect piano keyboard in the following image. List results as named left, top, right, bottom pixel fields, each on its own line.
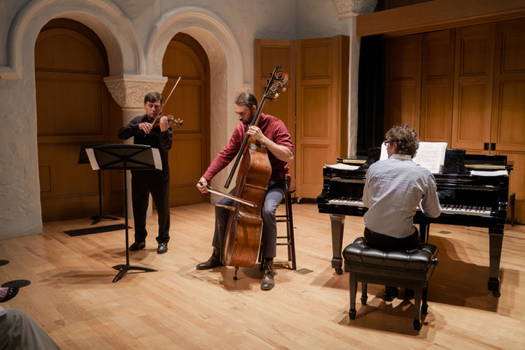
left=326, top=199, right=492, bottom=216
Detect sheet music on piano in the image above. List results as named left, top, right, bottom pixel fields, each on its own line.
left=380, top=141, right=448, bottom=174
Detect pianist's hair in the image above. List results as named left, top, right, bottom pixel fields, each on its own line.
left=235, top=92, right=258, bottom=109
left=385, top=125, right=419, bottom=157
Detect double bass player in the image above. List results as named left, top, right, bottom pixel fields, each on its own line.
left=196, top=92, right=294, bottom=291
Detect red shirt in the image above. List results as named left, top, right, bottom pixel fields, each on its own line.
left=203, top=113, right=294, bottom=182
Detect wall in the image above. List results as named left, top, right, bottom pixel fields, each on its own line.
left=0, top=0, right=363, bottom=239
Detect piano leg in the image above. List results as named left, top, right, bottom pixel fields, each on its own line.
left=330, top=214, right=345, bottom=274
left=488, top=225, right=504, bottom=297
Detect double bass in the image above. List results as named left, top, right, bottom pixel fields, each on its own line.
left=221, top=66, right=288, bottom=278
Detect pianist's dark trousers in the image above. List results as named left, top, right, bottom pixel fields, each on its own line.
left=364, top=227, right=420, bottom=251
left=131, top=171, right=170, bottom=244
left=364, top=227, right=420, bottom=298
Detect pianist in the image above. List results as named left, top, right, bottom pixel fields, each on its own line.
left=362, top=125, right=441, bottom=299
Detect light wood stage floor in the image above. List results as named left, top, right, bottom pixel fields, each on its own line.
left=1, top=203, right=525, bottom=349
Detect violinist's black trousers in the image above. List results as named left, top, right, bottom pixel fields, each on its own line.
left=131, top=171, right=170, bottom=244
left=212, top=180, right=286, bottom=259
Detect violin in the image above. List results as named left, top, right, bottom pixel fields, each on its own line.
left=151, top=113, right=184, bottom=128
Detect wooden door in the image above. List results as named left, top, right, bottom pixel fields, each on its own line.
left=36, top=19, right=114, bottom=221
left=384, top=34, right=422, bottom=133
left=254, top=39, right=296, bottom=187
left=451, top=23, right=496, bottom=151
left=295, top=36, right=349, bottom=198
left=419, top=30, right=455, bottom=143
left=162, top=33, right=210, bottom=206
left=492, top=18, right=525, bottom=222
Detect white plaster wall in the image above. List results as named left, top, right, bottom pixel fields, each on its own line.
left=0, top=0, right=356, bottom=239
left=296, top=0, right=350, bottom=39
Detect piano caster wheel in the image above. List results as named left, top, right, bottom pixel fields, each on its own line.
left=413, top=319, right=421, bottom=331
left=349, top=309, right=356, bottom=320
left=335, top=267, right=343, bottom=275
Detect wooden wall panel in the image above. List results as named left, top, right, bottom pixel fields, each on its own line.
left=492, top=18, right=525, bottom=152
left=254, top=39, right=296, bottom=187
left=162, top=33, right=210, bottom=206
left=384, top=35, right=421, bottom=132
left=492, top=18, right=525, bottom=223
left=451, top=23, right=495, bottom=151
left=383, top=18, right=525, bottom=222
left=296, top=36, right=348, bottom=198
left=254, top=36, right=348, bottom=198
left=35, top=20, right=114, bottom=221
left=420, top=30, right=454, bottom=142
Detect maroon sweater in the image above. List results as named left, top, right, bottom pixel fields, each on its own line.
left=203, top=113, right=294, bottom=182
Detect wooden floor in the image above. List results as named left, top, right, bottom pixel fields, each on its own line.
left=1, top=202, right=525, bottom=349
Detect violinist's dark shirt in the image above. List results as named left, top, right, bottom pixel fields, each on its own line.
left=118, top=114, right=173, bottom=179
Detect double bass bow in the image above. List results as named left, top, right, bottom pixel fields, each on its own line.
left=220, top=66, right=289, bottom=278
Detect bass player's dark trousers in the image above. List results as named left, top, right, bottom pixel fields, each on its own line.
left=212, top=180, right=286, bottom=259
left=131, top=171, right=170, bottom=244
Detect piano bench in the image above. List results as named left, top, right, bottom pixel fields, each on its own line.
left=343, top=237, right=439, bottom=331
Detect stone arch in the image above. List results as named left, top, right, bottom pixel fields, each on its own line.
left=146, top=7, right=245, bottom=190
left=3, top=0, right=143, bottom=79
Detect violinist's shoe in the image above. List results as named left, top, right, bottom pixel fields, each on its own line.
left=260, top=258, right=275, bottom=291
left=196, top=248, right=222, bottom=270
left=129, top=241, right=145, bottom=251
left=157, top=242, right=168, bottom=254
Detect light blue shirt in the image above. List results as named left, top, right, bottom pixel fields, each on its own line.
left=363, top=154, right=442, bottom=238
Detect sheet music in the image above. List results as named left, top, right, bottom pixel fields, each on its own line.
left=471, top=169, right=508, bottom=177
left=151, top=148, right=162, bottom=171
left=325, top=163, right=360, bottom=171
left=380, top=141, right=447, bottom=174
left=85, top=148, right=100, bottom=170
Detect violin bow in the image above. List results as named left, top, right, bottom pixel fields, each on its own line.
left=151, top=76, right=182, bottom=126
left=164, top=76, right=182, bottom=106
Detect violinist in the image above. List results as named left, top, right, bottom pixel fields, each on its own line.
left=196, top=92, right=294, bottom=291
left=118, top=92, right=172, bottom=254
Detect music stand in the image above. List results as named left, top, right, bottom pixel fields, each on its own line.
left=79, top=144, right=120, bottom=225
left=86, top=144, right=162, bottom=283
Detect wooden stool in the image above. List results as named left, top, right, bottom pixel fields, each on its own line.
left=343, top=237, right=439, bottom=331
left=275, top=185, right=297, bottom=270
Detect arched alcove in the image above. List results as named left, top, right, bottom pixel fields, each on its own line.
left=0, top=0, right=142, bottom=237
left=146, top=7, right=245, bottom=191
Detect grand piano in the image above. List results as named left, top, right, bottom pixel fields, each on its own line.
left=317, top=151, right=511, bottom=297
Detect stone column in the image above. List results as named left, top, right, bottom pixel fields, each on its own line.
left=104, top=75, right=168, bottom=218
left=332, top=0, right=378, bottom=157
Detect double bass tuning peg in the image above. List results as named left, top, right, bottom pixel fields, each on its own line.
left=274, top=93, right=279, bottom=98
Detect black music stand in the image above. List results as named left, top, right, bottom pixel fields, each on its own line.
left=79, top=144, right=120, bottom=225
left=86, top=144, right=162, bottom=283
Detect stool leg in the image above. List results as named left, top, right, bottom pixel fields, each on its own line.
left=361, top=282, right=368, bottom=305
left=413, top=287, right=423, bottom=331
left=286, top=192, right=297, bottom=270
left=349, top=273, right=357, bottom=320
left=422, top=285, right=428, bottom=315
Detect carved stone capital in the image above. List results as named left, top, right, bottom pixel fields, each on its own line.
left=104, top=75, right=168, bottom=108
left=332, top=0, right=377, bottom=17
